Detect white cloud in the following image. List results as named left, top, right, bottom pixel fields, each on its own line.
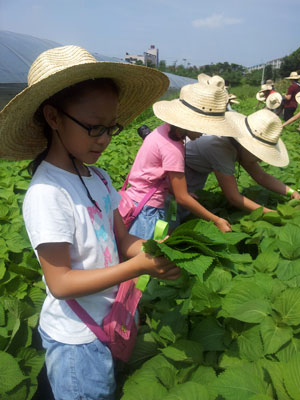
left=192, top=14, right=243, bottom=28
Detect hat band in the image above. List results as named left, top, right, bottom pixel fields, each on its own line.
left=180, top=99, right=225, bottom=116
left=245, top=118, right=276, bottom=146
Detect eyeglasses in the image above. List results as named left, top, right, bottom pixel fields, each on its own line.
left=59, top=109, right=123, bottom=137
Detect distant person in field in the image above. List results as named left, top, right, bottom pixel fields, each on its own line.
left=283, top=71, right=300, bottom=121
left=282, top=92, right=300, bottom=132
left=184, top=108, right=300, bottom=215
left=123, top=75, right=242, bottom=237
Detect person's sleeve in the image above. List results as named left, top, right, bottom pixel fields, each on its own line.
left=22, top=184, right=75, bottom=250
left=159, top=142, right=185, bottom=173
left=98, top=169, right=121, bottom=210
left=205, top=140, right=237, bottom=175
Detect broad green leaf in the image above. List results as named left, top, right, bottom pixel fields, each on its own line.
left=260, top=316, right=292, bottom=355
left=161, top=339, right=202, bottom=363
left=248, top=207, right=264, bottom=221
left=191, top=281, right=221, bottom=312
left=213, top=363, right=269, bottom=400
left=237, top=325, right=264, bottom=361
left=17, top=348, right=44, bottom=379
left=261, top=360, right=291, bottom=400
left=190, top=317, right=226, bottom=351
left=156, top=366, right=177, bottom=390
left=165, top=382, right=209, bottom=400
left=175, top=255, right=213, bottom=281
left=277, top=224, right=300, bottom=260
left=283, top=353, right=300, bottom=400
left=206, top=267, right=232, bottom=294
left=273, top=288, right=300, bottom=325
left=277, top=203, right=296, bottom=218
left=222, top=281, right=271, bottom=323
left=253, top=250, right=279, bottom=273
left=263, top=211, right=281, bottom=225
left=0, top=351, right=26, bottom=394
left=121, top=380, right=167, bottom=400
left=276, top=338, right=300, bottom=363
left=190, top=365, right=216, bottom=385
left=276, top=258, right=300, bottom=281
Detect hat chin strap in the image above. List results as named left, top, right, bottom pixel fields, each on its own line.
left=55, top=130, right=102, bottom=212
left=244, top=118, right=276, bottom=146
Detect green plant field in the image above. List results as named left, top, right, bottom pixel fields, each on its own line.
left=0, top=87, right=300, bottom=399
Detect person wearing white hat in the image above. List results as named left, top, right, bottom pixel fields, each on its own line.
left=283, top=71, right=300, bottom=121
left=0, top=45, right=182, bottom=399
left=185, top=109, right=300, bottom=215
left=125, top=75, right=241, bottom=237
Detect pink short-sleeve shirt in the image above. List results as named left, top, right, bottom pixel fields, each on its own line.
left=126, top=123, right=185, bottom=208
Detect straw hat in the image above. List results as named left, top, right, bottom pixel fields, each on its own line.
left=0, top=45, right=169, bottom=160
left=260, top=84, right=273, bottom=92
left=285, top=71, right=300, bottom=80
left=153, top=75, right=240, bottom=137
left=226, top=109, right=289, bottom=167
left=266, top=92, right=282, bottom=110
left=296, top=92, right=300, bottom=104
left=256, top=92, right=266, bottom=102
left=265, top=79, right=274, bottom=86
left=228, top=94, right=240, bottom=104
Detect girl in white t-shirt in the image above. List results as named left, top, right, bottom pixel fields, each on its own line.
left=0, top=46, right=181, bottom=400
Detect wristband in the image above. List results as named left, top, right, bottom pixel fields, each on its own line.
left=287, top=188, right=295, bottom=196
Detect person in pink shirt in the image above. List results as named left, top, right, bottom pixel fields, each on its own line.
left=124, top=75, right=242, bottom=239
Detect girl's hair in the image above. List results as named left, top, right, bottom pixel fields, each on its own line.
left=168, top=124, right=183, bottom=142
left=28, top=78, right=119, bottom=176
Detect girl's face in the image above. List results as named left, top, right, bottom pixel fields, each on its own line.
left=53, top=87, right=119, bottom=165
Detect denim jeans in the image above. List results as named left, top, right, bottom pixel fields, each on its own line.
left=129, top=203, right=165, bottom=240
left=39, top=327, right=116, bottom=400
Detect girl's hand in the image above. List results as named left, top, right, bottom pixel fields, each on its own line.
left=135, top=252, right=181, bottom=281
left=214, top=217, right=232, bottom=233
left=291, top=190, right=300, bottom=200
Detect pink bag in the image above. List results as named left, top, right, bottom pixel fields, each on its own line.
left=118, top=174, right=161, bottom=229
left=66, top=280, right=142, bottom=362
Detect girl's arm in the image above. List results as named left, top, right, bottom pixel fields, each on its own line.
left=241, top=160, right=300, bottom=200
left=214, top=170, right=273, bottom=213
left=37, top=227, right=180, bottom=300
left=168, top=171, right=232, bottom=232
left=282, top=111, right=300, bottom=127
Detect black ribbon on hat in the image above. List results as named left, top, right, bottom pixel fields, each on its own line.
left=245, top=118, right=276, bottom=146
left=179, top=99, right=225, bottom=116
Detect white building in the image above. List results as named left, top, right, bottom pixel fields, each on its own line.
left=247, top=57, right=283, bottom=72
left=125, top=45, right=159, bottom=67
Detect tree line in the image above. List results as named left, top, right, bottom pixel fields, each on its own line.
left=137, top=46, right=300, bottom=87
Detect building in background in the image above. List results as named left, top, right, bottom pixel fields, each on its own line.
left=247, top=57, right=283, bottom=72
left=125, top=45, right=159, bottom=67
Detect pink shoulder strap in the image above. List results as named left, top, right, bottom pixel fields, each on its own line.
left=66, top=299, right=109, bottom=343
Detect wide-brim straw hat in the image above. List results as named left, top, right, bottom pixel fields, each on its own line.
left=256, top=92, right=266, bottom=102
left=0, top=45, right=169, bottom=160
left=285, top=71, right=300, bottom=80
left=226, top=109, right=289, bottom=167
left=228, top=94, right=240, bottom=104
left=260, top=84, right=273, bottom=92
left=296, top=92, right=300, bottom=104
left=266, top=92, right=282, bottom=110
left=153, top=75, right=240, bottom=137
left=265, top=79, right=274, bottom=86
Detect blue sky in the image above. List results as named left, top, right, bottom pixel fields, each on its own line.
left=1, top=0, right=299, bottom=67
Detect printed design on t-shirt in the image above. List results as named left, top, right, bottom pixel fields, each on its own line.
left=104, top=246, right=112, bottom=267
left=103, top=194, right=111, bottom=213
left=87, top=204, right=104, bottom=241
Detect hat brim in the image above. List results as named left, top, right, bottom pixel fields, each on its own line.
left=285, top=75, right=300, bottom=80
left=266, top=93, right=282, bottom=110
left=225, top=111, right=289, bottom=167
left=153, top=99, right=241, bottom=137
left=229, top=99, right=240, bottom=104
left=0, top=62, right=169, bottom=160
left=256, top=92, right=266, bottom=102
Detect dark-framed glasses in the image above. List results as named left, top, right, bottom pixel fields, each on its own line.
left=60, top=109, right=123, bottom=137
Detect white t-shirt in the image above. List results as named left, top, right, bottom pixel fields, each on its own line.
left=23, top=161, right=121, bottom=344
